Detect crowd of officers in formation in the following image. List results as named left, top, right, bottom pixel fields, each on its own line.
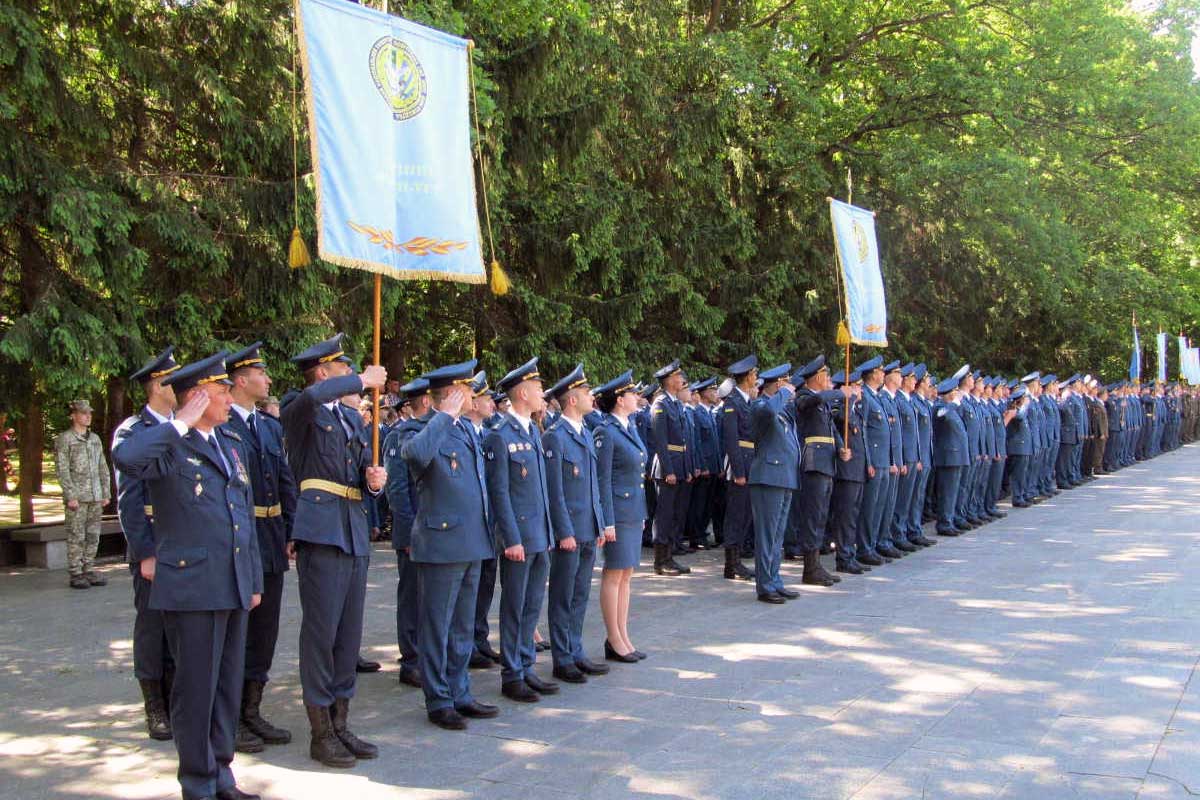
left=100, top=333, right=1198, bottom=800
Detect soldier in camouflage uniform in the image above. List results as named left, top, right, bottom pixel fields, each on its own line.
left=54, top=399, right=111, bottom=589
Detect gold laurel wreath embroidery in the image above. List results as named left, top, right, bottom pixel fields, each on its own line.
left=347, top=221, right=468, bottom=256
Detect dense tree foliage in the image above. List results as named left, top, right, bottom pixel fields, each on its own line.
left=1, top=0, right=1197, bottom=514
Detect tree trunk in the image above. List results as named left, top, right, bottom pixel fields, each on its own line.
left=17, top=396, right=42, bottom=524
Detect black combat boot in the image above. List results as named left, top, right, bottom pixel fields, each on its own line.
left=305, top=703, right=355, bottom=768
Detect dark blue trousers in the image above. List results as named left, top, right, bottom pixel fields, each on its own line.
left=243, top=571, right=284, bottom=683
left=856, top=469, right=885, bottom=556
left=395, top=550, right=419, bottom=670
left=295, top=543, right=367, bottom=707
left=829, top=479, right=864, bottom=565
left=163, top=608, right=246, bottom=800
left=751, top=485, right=791, bottom=596
left=416, top=560, right=480, bottom=712
left=548, top=539, right=597, bottom=668
left=474, top=557, right=497, bottom=654
left=132, top=566, right=173, bottom=681
left=722, top=481, right=753, bottom=552
left=797, top=471, right=834, bottom=552
left=935, top=466, right=963, bottom=532
left=499, top=549, right=551, bottom=683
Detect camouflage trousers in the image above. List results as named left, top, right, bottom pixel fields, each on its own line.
left=65, top=501, right=103, bottom=576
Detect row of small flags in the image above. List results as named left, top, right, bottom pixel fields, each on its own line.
left=1130, top=320, right=1200, bottom=385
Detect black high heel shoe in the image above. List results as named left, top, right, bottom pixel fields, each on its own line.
left=632, top=649, right=647, bottom=660
left=604, top=639, right=638, bottom=663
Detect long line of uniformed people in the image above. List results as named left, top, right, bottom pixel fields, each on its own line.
left=109, top=335, right=1197, bottom=800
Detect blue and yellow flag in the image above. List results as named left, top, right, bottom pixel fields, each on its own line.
left=297, top=0, right=484, bottom=282
left=829, top=199, right=888, bottom=347
left=1156, top=332, right=1168, bottom=383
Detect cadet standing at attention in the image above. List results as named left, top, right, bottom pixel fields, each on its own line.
left=113, top=347, right=180, bottom=741
left=542, top=365, right=610, bottom=685
left=720, top=355, right=758, bottom=581
left=223, top=343, right=297, bottom=753
left=485, top=358, right=559, bottom=703
left=280, top=333, right=386, bottom=769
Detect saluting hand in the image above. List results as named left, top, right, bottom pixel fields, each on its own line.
left=176, top=391, right=210, bottom=429
left=360, top=364, right=388, bottom=390
left=440, top=386, right=468, bottom=419
left=366, top=465, right=387, bottom=493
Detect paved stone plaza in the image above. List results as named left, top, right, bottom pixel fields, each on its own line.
left=1, top=446, right=1198, bottom=800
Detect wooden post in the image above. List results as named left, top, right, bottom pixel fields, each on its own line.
left=371, top=273, right=382, bottom=466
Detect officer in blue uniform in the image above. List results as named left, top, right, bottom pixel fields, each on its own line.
left=984, top=378, right=1009, bottom=518
left=542, top=364, right=610, bottom=684
left=1039, top=375, right=1061, bottom=496
left=720, top=355, right=758, bottom=580
left=890, top=363, right=924, bottom=550
left=1104, top=383, right=1124, bottom=471
left=382, top=377, right=432, bottom=688
left=401, top=359, right=499, bottom=730
left=686, top=377, right=721, bottom=550
left=1005, top=385, right=1034, bottom=506
left=954, top=370, right=985, bottom=528
left=906, top=365, right=937, bottom=546
left=932, top=370, right=970, bottom=536
left=113, top=351, right=263, bottom=800
left=224, top=343, right=296, bottom=752
left=485, top=358, right=558, bottom=703
left=749, top=363, right=800, bottom=603
left=459, top=374, right=503, bottom=669
left=792, top=354, right=850, bottom=585
left=649, top=360, right=694, bottom=576
left=829, top=369, right=871, bottom=573
left=856, top=356, right=894, bottom=564
left=113, top=346, right=180, bottom=741
left=1056, top=375, right=1080, bottom=489
left=875, top=361, right=908, bottom=555
left=1069, top=375, right=1089, bottom=483
left=635, top=384, right=659, bottom=545
left=280, top=332, right=386, bottom=768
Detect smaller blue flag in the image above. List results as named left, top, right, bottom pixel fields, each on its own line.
left=1156, top=332, right=1168, bottom=384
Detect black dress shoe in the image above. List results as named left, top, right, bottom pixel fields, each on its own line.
left=877, top=544, right=904, bottom=559
left=936, top=528, right=961, bottom=537
left=575, top=657, right=610, bottom=675
left=552, top=664, right=588, bottom=684
left=216, top=788, right=261, bottom=800
left=604, top=640, right=638, bottom=663
left=477, top=642, right=502, bottom=663
left=535, top=640, right=551, bottom=652
left=1013, top=501, right=1031, bottom=508
left=894, top=540, right=919, bottom=553
left=990, top=510, right=1007, bottom=519
left=454, top=701, right=499, bottom=719
left=428, top=707, right=468, bottom=729
left=356, top=657, right=381, bottom=673
left=632, top=650, right=647, bottom=660
left=783, top=550, right=801, bottom=561
left=525, top=673, right=560, bottom=695
left=398, top=668, right=422, bottom=688
left=857, top=552, right=884, bottom=566
left=836, top=561, right=864, bottom=574
left=757, top=592, right=786, bottom=604
left=469, top=651, right=495, bottom=669
left=776, top=586, right=800, bottom=599
left=501, top=680, right=540, bottom=703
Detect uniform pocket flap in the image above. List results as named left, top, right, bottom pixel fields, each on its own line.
left=426, top=515, right=460, bottom=531
left=159, top=546, right=208, bottom=569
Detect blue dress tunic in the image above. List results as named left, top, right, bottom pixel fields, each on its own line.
left=594, top=414, right=648, bottom=569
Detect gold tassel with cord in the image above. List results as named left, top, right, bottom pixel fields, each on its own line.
left=489, top=259, right=510, bottom=295
left=836, top=319, right=851, bottom=347
left=289, top=227, right=311, bottom=269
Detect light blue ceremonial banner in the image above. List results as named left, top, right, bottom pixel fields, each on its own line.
left=830, top=199, right=887, bottom=347
left=297, top=0, right=484, bottom=282
left=1129, top=324, right=1141, bottom=382
left=1157, top=332, right=1168, bottom=383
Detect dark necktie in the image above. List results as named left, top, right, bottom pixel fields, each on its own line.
left=333, top=404, right=353, bottom=439
left=247, top=411, right=260, bottom=446
left=208, top=434, right=229, bottom=477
